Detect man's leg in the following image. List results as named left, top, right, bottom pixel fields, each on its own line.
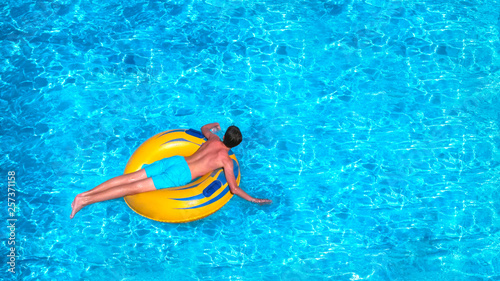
left=81, top=169, right=148, bottom=197
left=70, top=177, right=156, bottom=219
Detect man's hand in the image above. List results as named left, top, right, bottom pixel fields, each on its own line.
left=253, top=198, right=272, bottom=205
left=201, top=123, right=221, bottom=140
left=211, top=124, right=221, bottom=133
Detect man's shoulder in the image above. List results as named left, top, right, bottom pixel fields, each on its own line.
left=214, top=146, right=231, bottom=160
left=203, top=140, right=229, bottom=156
left=206, top=134, right=221, bottom=142
left=205, top=137, right=222, bottom=145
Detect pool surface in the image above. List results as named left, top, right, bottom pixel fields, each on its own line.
left=1, top=0, right=500, bottom=280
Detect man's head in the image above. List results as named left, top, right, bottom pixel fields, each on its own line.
left=223, top=125, right=242, bottom=148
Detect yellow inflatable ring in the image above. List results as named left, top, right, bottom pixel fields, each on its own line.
left=123, top=129, right=239, bottom=223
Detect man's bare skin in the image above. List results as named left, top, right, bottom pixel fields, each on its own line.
left=188, top=123, right=271, bottom=203
left=70, top=123, right=271, bottom=219
left=185, top=131, right=229, bottom=180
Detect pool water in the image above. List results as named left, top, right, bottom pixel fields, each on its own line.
left=1, top=0, right=500, bottom=280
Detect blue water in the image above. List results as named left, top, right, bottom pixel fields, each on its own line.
left=1, top=0, right=500, bottom=279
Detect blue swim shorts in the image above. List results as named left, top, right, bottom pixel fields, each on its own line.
left=143, top=156, right=192, bottom=189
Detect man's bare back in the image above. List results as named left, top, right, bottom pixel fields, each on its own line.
left=185, top=138, right=230, bottom=179
left=186, top=123, right=270, bottom=204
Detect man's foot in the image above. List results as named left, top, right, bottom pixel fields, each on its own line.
left=70, top=194, right=86, bottom=219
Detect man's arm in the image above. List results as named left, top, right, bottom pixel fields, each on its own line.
left=201, top=123, right=221, bottom=140
left=223, top=157, right=272, bottom=204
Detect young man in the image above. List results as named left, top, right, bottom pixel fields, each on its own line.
left=70, top=123, right=272, bottom=219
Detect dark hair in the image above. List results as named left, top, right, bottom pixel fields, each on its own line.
left=223, top=126, right=242, bottom=148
